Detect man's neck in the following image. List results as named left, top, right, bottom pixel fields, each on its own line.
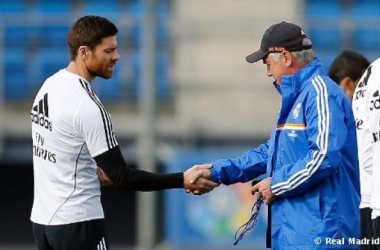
left=66, top=61, right=95, bottom=83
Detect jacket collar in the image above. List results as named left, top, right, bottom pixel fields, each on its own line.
left=274, top=58, right=326, bottom=123
left=272, top=57, right=326, bottom=98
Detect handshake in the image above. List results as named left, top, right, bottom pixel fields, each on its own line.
left=183, top=164, right=220, bottom=195
left=97, top=163, right=275, bottom=202
left=96, top=163, right=220, bottom=195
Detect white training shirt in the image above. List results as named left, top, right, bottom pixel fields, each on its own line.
left=352, top=57, right=380, bottom=218
left=30, top=69, right=118, bottom=225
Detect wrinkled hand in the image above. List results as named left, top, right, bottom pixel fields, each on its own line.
left=97, top=167, right=113, bottom=186
left=251, top=177, right=276, bottom=204
left=184, top=164, right=220, bottom=195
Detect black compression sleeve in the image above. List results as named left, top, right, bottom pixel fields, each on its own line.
left=94, top=146, right=184, bottom=191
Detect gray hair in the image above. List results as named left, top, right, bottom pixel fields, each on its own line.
left=270, top=49, right=314, bottom=64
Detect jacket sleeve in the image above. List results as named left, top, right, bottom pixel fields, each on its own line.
left=270, top=84, right=348, bottom=198
left=210, top=142, right=269, bottom=185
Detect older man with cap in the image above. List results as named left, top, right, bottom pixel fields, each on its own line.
left=190, top=22, right=360, bottom=249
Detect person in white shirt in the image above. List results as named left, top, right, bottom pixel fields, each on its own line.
left=350, top=53, right=380, bottom=250
left=329, top=50, right=373, bottom=250
left=30, top=15, right=218, bottom=250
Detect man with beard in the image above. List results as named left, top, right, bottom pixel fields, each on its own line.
left=30, top=15, right=218, bottom=250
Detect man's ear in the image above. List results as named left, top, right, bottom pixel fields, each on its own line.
left=283, top=51, right=292, bottom=67
left=339, top=76, right=357, bottom=101
left=78, top=46, right=88, bottom=59
left=339, top=76, right=354, bottom=91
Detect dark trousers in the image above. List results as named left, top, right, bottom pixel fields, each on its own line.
left=266, top=204, right=271, bottom=249
left=372, top=216, right=380, bottom=250
left=361, top=208, right=376, bottom=250
left=33, top=219, right=109, bottom=250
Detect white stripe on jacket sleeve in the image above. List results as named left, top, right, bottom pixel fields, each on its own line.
left=271, top=76, right=330, bottom=195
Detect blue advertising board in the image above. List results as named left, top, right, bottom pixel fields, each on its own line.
left=163, top=147, right=268, bottom=250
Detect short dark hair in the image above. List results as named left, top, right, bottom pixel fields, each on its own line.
left=328, top=50, right=370, bottom=84
left=67, top=15, right=118, bottom=61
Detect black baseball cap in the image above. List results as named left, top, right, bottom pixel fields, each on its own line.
left=246, top=22, right=312, bottom=63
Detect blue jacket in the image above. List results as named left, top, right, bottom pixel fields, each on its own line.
left=210, top=58, right=360, bottom=249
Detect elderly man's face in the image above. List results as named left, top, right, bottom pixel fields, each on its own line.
left=263, top=52, right=288, bottom=85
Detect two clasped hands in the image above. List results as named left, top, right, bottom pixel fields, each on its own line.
left=97, top=164, right=276, bottom=204
left=181, top=164, right=276, bottom=204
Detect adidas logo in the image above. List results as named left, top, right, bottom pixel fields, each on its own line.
left=31, top=93, right=53, bottom=131
left=97, top=237, right=107, bottom=250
